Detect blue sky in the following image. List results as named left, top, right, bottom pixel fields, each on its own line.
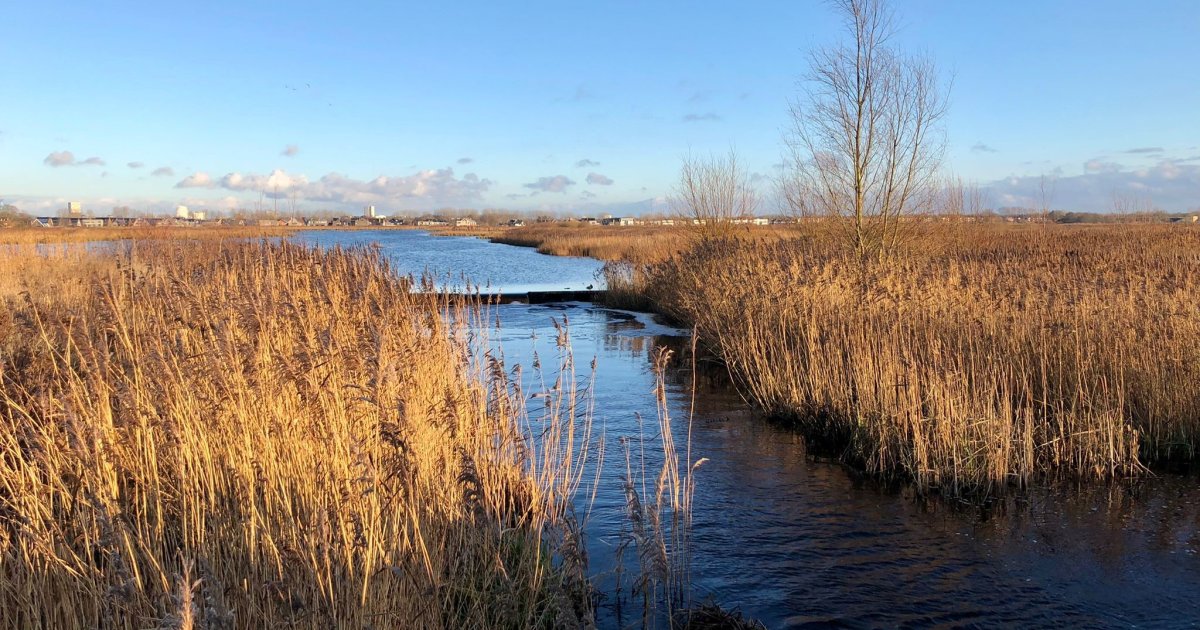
left=2, top=0, right=1198, bottom=215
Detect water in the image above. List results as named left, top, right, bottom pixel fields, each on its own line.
left=299, top=230, right=1200, bottom=628
left=293, top=228, right=605, bottom=292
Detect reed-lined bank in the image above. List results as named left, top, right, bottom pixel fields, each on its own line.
left=496, top=223, right=1200, bottom=496
left=0, top=235, right=750, bottom=628
left=0, top=240, right=603, bottom=628
left=0, top=225, right=292, bottom=245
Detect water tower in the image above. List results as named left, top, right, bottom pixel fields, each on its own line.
left=175, top=205, right=190, bottom=219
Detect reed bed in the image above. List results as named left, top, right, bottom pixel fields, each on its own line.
left=0, top=239, right=598, bottom=628
left=493, top=225, right=693, bottom=264
left=635, top=224, right=1200, bottom=496
left=0, top=226, right=291, bottom=245
left=492, top=222, right=816, bottom=266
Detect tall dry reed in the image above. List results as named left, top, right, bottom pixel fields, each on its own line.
left=0, top=239, right=597, bottom=628
left=493, top=225, right=692, bottom=265
left=645, top=225, right=1200, bottom=496
left=0, top=225, right=290, bottom=245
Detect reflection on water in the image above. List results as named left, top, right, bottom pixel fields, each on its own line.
left=490, top=302, right=1200, bottom=629
left=293, top=229, right=605, bottom=293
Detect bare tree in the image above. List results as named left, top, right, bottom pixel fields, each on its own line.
left=782, top=0, right=948, bottom=257
left=940, top=176, right=985, bottom=217
left=1037, top=173, right=1057, bottom=226
left=672, top=150, right=758, bottom=241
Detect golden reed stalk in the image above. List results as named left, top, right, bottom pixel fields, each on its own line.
left=0, top=239, right=596, bottom=629
left=641, top=224, right=1200, bottom=496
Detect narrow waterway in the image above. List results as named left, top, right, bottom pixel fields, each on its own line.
left=300, top=230, right=1200, bottom=628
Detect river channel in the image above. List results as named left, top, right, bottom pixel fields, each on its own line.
left=296, top=229, right=1200, bottom=628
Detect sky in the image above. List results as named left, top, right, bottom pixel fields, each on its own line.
left=2, top=0, right=1198, bottom=215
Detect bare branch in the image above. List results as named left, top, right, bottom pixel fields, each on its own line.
left=783, top=0, right=948, bottom=257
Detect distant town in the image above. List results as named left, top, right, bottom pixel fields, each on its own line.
left=5, top=200, right=1198, bottom=230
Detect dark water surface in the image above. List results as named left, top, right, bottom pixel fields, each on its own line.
left=301, top=230, right=1200, bottom=629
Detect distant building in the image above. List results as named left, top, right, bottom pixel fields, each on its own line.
left=67, top=201, right=82, bottom=216
left=365, top=205, right=377, bottom=218
left=176, top=205, right=190, bottom=219
left=454, top=217, right=477, bottom=227
left=601, top=217, right=638, bottom=226
left=507, top=219, right=526, bottom=227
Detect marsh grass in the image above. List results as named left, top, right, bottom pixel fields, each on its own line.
left=0, top=239, right=599, bottom=628
left=0, top=235, right=742, bottom=628
left=493, top=225, right=692, bottom=265
left=0, top=225, right=291, bottom=245
left=644, top=225, right=1200, bottom=496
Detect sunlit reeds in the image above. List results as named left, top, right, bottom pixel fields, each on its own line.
left=494, top=225, right=692, bottom=264
left=0, top=225, right=290, bottom=245
left=638, top=225, right=1200, bottom=496
left=0, top=239, right=597, bottom=628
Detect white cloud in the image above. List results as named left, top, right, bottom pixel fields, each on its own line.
left=175, top=167, right=493, bottom=207
left=281, top=144, right=300, bottom=157
left=43, top=150, right=105, bottom=167
left=575, top=159, right=600, bottom=168
left=985, top=160, right=1200, bottom=211
left=151, top=166, right=175, bottom=177
left=523, top=175, right=575, bottom=193
left=43, top=151, right=75, bottom=167
left=586, top=172, right=613, bottom=186
left=127, top=161, right=144, bottom=169
left=176, top=172, right=214, bottom=187
left=682, top=112, right=721, bottom=122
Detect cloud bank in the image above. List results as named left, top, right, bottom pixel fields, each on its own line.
left=175, top=167, right=493, bottom=207
left=985, top=158, right=1200, bottom=211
